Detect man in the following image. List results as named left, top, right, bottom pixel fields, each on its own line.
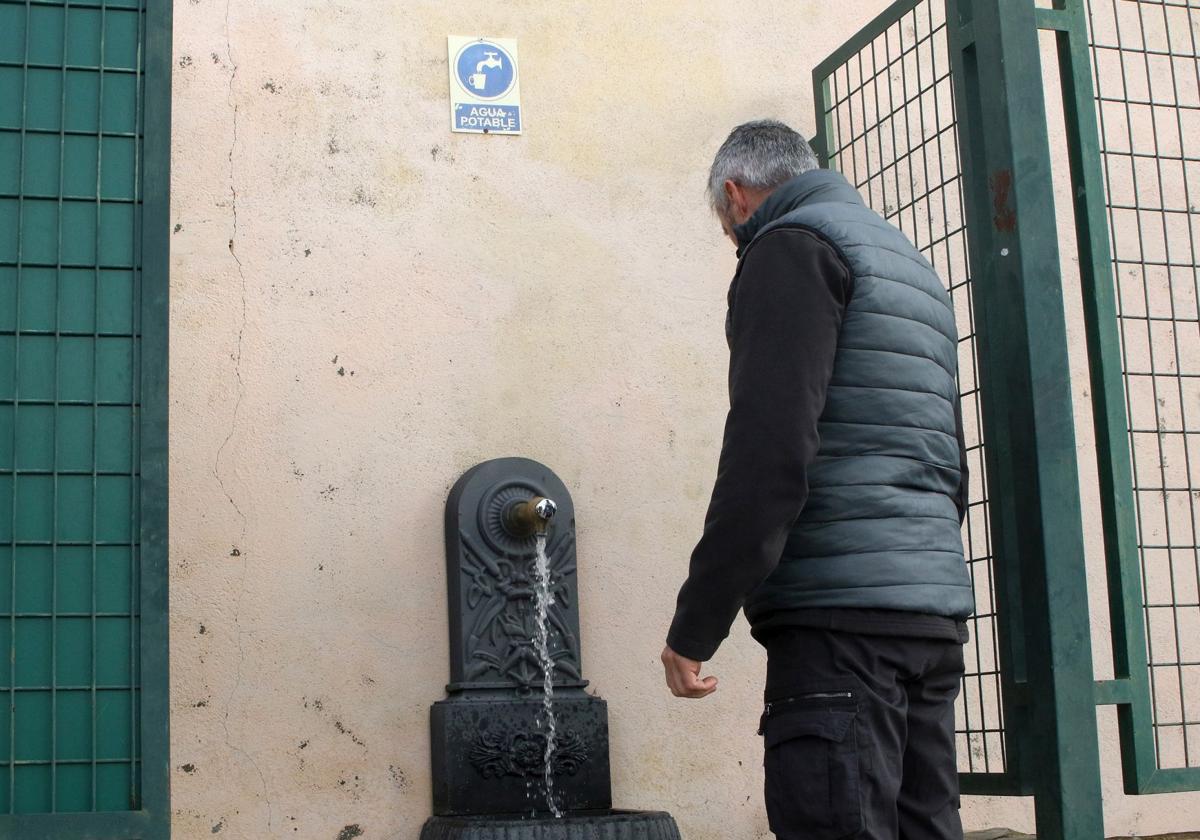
left=662, top=120, right=974, bottom=840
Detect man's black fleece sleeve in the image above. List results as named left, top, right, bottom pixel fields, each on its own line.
left=666, top=228, right=852, bottom=662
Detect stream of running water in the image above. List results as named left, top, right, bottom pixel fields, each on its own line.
left=531, top=533, right=562, bottom=818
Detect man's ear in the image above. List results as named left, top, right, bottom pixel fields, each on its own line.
left=723, top=179, right=745, bottom=221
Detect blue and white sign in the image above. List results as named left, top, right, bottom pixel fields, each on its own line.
left=454, top=41, right=516, bottom=100
left=448, top=36, right=522, bottom=135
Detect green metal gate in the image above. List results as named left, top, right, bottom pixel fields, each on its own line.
left=813, top=0, right=1200, bottom=837
left=0, top=0, right=170, bottom=837
left=810, top=0, right=1018, bottom=795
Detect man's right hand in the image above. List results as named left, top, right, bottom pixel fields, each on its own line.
left=661, top=645, right=719, bottom=699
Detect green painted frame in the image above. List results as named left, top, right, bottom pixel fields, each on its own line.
left=0, top=0, right=172, bottom=835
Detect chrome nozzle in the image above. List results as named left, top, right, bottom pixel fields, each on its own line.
left=505, top=496, right=558, bottom=537
left=533, top=497, right=557, bottom=524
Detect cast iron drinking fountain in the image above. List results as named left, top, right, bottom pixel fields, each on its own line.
left=420, top=458, right=682, bottom=839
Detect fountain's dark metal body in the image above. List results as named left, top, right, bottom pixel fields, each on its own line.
left=421, top=458, right=681, bottom=840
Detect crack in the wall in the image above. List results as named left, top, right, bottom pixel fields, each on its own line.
left=211, top=5, right=247, bottom=534
left=213, top=2, right=273, bottom=833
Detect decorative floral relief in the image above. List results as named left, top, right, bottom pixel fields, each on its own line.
left=469, top=727, right=589, bottom=779
left=459, top=531, right=582, bottom=686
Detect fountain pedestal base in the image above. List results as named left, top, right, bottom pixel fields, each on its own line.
left=430, top=691, right=611, bottom=816
left=419, top=810, right=682, bottom=840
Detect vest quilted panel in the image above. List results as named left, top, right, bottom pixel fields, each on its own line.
left=741, top=171, right=975, bottom=622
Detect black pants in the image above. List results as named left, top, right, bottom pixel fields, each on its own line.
left=760, top=627, right=965, bottom=840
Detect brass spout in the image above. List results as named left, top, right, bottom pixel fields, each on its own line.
left=504, top=496, right=558, bottom=537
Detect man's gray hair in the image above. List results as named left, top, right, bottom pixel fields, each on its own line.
left=707, top=120, right=819, bottom=217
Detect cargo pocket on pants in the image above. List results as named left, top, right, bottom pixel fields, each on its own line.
left=762, top=700, right=863, bottom=839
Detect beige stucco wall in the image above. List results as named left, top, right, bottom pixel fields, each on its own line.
left=166, top=1, right=1200, bottom=838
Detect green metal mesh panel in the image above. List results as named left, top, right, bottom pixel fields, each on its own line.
left=815, top=0, right=1005, bottom=775
left=0, top=0, right=145, bottom=813
left=1087, top=0, right=1200, bottom=771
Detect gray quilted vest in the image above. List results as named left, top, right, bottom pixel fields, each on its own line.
left=736, top=170, right=975, bottom=623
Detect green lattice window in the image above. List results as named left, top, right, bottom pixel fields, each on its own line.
left=0, top=1, right=169, bottom=837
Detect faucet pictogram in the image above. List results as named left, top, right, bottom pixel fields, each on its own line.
left=476, top=51, right=503, bottom=73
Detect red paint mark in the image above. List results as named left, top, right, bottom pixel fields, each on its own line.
left=989, top=169, right=1017, bottom=233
